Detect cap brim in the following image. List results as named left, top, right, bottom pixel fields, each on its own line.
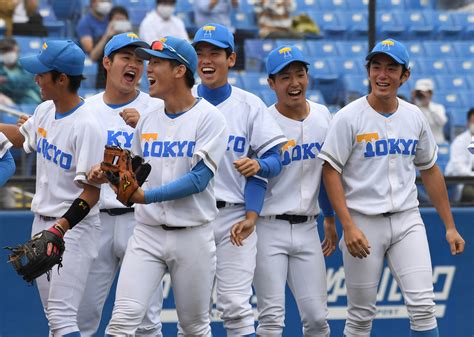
left=193, top=38, right=231, bottom=50
left=365, top=51, right=405, bottom=65
left=19, top=55, right=52, bottom=74
left=269, top=59, right=310, bottom=75
left=135, top=47, right=176, bottom=61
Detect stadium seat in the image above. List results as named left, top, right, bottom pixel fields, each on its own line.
left=295, top=0, right=318, bottom=12
left=415, top=58, right=450, bottom=75
left=14, top=36, right=44, bottom=56
left=238, top=0, right=255, bottom=13
left=435, top=92, right=464, bottom=108
left=308, top=11, right=347, bottom=39
left=328, top=57, right=365, bottom=76
left=114, top=0, right=155, bottom=9
left=78, top=88, right=99, bottom=99
left=305, top=41, right=338, bottom=58
left=227, top=72, right=243, bottom=89
left=436, top=143, right=450, bottom=173
left=340, top=11, right=368, bottom=39
left=231, top=12, right=258, bottom=35
left=244, top=40, right=275, bottom=72
left=128, top=8, right=149, bottom=27
left=452, top=41, right=474, bottom=58
left=446, top=59, right=474, bottom=75
left=317, top=0, right=348, bottom=10
left=307, top=58, right=339, bottom=105
left=377, top=11, right=405, bottom=39
left=307, top=89, right=326, bottom=105
left=240, top=72, right=270, bottom=92
left=409, top=0, right=435, bottom=10
left=434, top=75, right=468, bottom=92
left=346, top=0, right=368, bottom=10
left=377, top=0, right=405, bottom=10
left=422, top=41, right=455, bottom=58
left=452, top=12, right=474, bottom=40
left=404, top=11, right=435, bottom=40
left=258, top=88, right=276, bottom=106
left=342, top=74, right=368, bottom=104
left=335, top=41, right=368, bottom=58
left=406, top=41, right=426, bottom=58
left=81, top=58, right=98, bottom=90
left=431, top=11, right=463, bottom=39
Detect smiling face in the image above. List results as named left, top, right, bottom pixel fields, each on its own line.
left=103, top=46, right=144, bottom=95
left=147, top=57, right=185, bottom=99
left=34, top=72, right=61, bottom=101
left=268, top=62, right=309, bottom=108
left=367, top=53, right=410, bottom=101
left=195, top=42, right=235, bottom=89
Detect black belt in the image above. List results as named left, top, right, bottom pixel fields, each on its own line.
left=39, top=215, right=57, bottom=222
left=100, top=208, right=134, bottom=216
left=216, top=201, right=242, bottom=209
left=161, top=224, right=191, bottom=231
left=275, top=214, right=313, bottom=224
left=382, top=212, right=396, bottom=217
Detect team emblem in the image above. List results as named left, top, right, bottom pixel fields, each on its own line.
left=203, top=25, right=216, bottom=38
left=127, top=33, right=139, bottom=39
left=42, top=42, right=48, bottom=50
left=381, top=39, right=395, bottom=50
left=278, top=47, right=292, bottom=59
left=122, top=175, right=131, bottom=191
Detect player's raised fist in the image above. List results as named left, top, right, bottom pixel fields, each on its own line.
left=120, top=108, right=140, bottom=128
left=233, top=157, right=261, bottom=177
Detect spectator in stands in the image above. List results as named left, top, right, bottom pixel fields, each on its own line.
left=76, top=0, right=113, bottom=89
left=11, top=0, right=47, bottom=36
left=85, top=6, right=132, bottom=89
left=0, top=37, right=41, bottom=105
left=254, top=0, right=299, bottom=38
left=411, top=78, right=448, bottom=144
left=194, top=0, right=237, bottom=31
left=139, top=0, right=189, bottom=44
left=445, top=108, right=474, bottom=202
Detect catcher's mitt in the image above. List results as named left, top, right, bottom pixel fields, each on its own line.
left=6, top=224, right=65, bottom=284
left=101, top=145, right=150, bottom=206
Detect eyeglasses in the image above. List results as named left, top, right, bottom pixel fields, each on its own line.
left=150, top=40, right=190, bottom=66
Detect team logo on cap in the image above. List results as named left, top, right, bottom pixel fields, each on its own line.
left=203, top=25, right=216, bottom=38
left=127, top=33, right=139, bottom=39
left=42, top=42, right=48, bottom=50
left=381, top=39, right=395, bottom=50
left=278, top=47, right=292, bottom=59
left=160, top=37, right=167, bottom=43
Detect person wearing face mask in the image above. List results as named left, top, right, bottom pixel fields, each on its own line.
left=0, top=37, right=41, bottom=105
left=139, top=0, right=189, bottom=45
left=76, top=0, right=112, bottom=88
left=411, top=78, right=448, bottom=144
left=194, top=0, right=238, bottom=31
left=445, top=108, right=474, bottom=202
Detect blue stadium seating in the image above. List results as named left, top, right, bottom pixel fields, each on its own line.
left=342, top=74, right=369, bottom=103
left=335, top=41, right=368, bottom=58
left=434, top=75, right=469, bottom=92
left=305, top=41, right=338, bottom=58
left=307, top=89, right=326, bottom=105
left=231, top=12, right=258, bottom=35
left=346, top=0, right=368, bottom=10
left=240, top=72, right=270, bottom=92
left=113, top=0, right=155, bottom=9
left=308, top=11, right=347, bottom=39
left=422, top=41, right=455, bottom=58
left=14, top=36, right=44, bottom=56
left=408, top=0, right=435, bottom=10
left=258, top=88, right=276, bottom=106
left=431, top=11, right=463, bottom=39
left=328, top=57, right=365, bottom=75
left=445, top=58, right=474, bottom=74
left=377, top=11, right=405, bottom=39
left=377, top=0, right=406, bottom=10
left=128, top=8, right=149, bottom=27
left=244, top=40, right=275, bottom=72
left=406, top=41, right=426, bottom=58
left=338, top=11, right=368, bottom=39
left=317, top=0, right=348, bottom=10
left=415, top=58, right=450, bottom=75
left=452, top=12, right=474, bottom=40
left=452, top=41, right=474, bottom=58
left=227, top=72, right=243, bottom=89
left=403, top=11, right=435, bottom=39
left=295, top=0, right=318, bottom=12
left=81, top=58, right=98, bottom=90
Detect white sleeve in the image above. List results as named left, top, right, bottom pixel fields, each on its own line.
left=445, top=135, right=473, bottom=176
left=74, top=120, right=106, bottom=187
left=431, top=103, right=448, bottom=126
left=19, top=114, right=37, bottom=154
left=249, top=101, right=287, bottom=157
left=193, top=110, right=228, bottom=174
left=0, top=132, right=12, bottom=157
left=318, top=112, right=354, bottom=174
left=414, top=116, right=438, bottom=170
left=131, top=116, right=144, bottom=157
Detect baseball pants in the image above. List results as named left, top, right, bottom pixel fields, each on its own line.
left=342, top=208, right=437, bottom=337
left=106, top=221, right=216, bottom=337
left=213, top=204, right=257, bottom=337
left=254, top=217, right=330, bottom=337
left=34, top=214, right=101, bottom=337
left=77, top=212, right=163, bottom=337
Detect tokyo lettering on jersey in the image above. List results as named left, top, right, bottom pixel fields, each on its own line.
left=318, top=96, right=438, bottom=215
left=19, top=100, right=105, bottom=217
left=85, top=91, right=164, bottom=209
left=131, top=98, right=228, bottom=227
left=261, top=101, right=332, bottom=217
left=192, top=85, right=287, bottom=203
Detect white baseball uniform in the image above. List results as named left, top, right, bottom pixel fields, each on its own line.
left=0, top=132, right=12, bottom=158
left=254, top=101, right=331, bottom=337
left=106, top=98, right=228, bottom=336
left=0, top=132, right=14, bottom=187
left=318, top=96, right=439, bottom=336
left=191, top=85, right=287, bottom=336
left=19, top=100, right=105, bottom=336
left=77, top=91, right=165, bottom=337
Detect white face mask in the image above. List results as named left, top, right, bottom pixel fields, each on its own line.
left=95, top=1, right=112, bottom=16
left=156, top=4, right=175, bottom=20
left=1, top=51, right=18, bottom=66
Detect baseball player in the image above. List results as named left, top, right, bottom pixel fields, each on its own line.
left=192, top=23, right=287, bottom=337
left=232, top=45, right=337, bottom=337
left=105, top=36, right=228, bottom=336
left=0, top=40, right=105, bottom=336
left=318, top=38, right=465, bottom=337
left=76, top=32, right=164, bottom=337
left=0, top=132, right=15, bottom=187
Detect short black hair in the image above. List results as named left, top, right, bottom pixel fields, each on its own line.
left=365, top=60, right=409, bottom=78
left=467, top=107, right=474, bottom=121
left=169, top=59, right=195, bottom=88
left=268, top=62, right=309, bottom=81
left=50, top=70, right=84, bottom=93
left=109, top=5, right=128, bottom=20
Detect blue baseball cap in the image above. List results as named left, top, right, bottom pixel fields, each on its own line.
left=366, top=38, right=410, bottom=67
left=266, top=45, right=310, bottom=75
left=19, top=40, right=85, bottom=76
left=193, top=23, right=235, bottom=51
left=135, top=36, right=198, bottom=74
left=104, top=32, right=149, bottom=57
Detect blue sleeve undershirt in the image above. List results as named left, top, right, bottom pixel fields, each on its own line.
left=0, top=150, right=15, bottom=188
left=318, top=180, right=335, bottom=217
left=244, top=176, right=267, bottom=214
left=144, top=160, right=214, bottom=204
left=256, top=145, right=282, bottom=178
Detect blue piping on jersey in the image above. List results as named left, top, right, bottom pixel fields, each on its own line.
left=55, top=100, right=84, bottom=119
left=0, top=150, right=15, bottom=187
left=164, top=98, right=202, bottom=119
left=197, top=83, right=232, bottom=106
left=105, top=90, right=140, bottom=109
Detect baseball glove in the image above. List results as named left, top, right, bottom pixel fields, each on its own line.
left=6, top=224, right=65, bottom=284
left=100, top=145, right=150, bottom=206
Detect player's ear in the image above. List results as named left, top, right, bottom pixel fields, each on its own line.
left=267, top=77, right=276, bottom=90
left=227, top=52, right=237, bottom=69
left=103, top=55, right=112, bottom=72
left=400, top=67, right=410, bottom=86
left=174, top=63, right=187, bottom=79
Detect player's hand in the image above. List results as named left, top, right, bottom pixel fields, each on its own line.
left=87, top=164, right=109, bottom=184
left=120, top=108, right=140, bottom=128
left=128, top=187, right=145, bottom=204
left=16, top=114, right=30, bottom=127
left=321, top=216, right=338, bottom=257
left=446, top=228, right=465, bottom=255
left=233, top=157, right=260, bottom=177
left=344, top=226, right=370, bottom=259
left=230, top=218, right=256, bottom=246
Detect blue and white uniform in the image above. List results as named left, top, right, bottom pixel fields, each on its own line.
left=0, top=132, right=15, bottom=187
